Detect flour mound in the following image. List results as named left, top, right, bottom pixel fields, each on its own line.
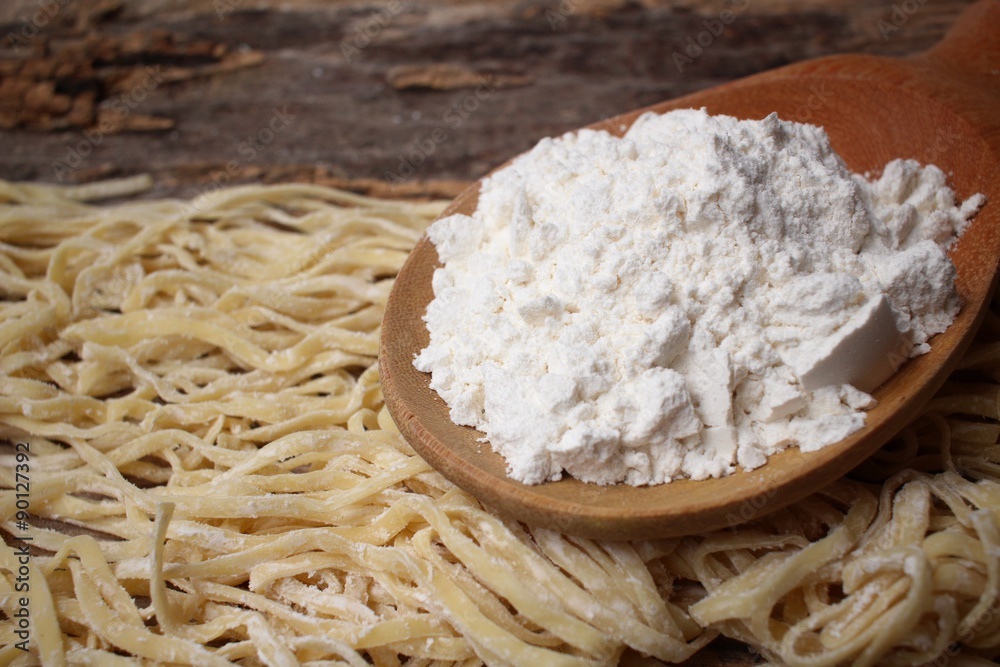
left=415, top=109, right=984, bottom=486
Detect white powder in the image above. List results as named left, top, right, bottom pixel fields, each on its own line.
left=414, top=109, right=984, bottom=486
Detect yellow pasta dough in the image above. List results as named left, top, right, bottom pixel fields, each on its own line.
left=0, top=177, right=997, bottom=666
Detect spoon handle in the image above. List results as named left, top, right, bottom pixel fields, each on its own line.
left=770, top=0, right=1000, bottom=158
left=920, top=0, right=1000, bottom=79
left=906, top=0, right=1000, bottom=152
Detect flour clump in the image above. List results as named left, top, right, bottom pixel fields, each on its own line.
left=414, top=109, right=984, bottom=486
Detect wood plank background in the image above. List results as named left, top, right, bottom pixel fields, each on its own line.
left=0, top=0, right=978, bottom=200
left=0, top=0, right=983, bottom=664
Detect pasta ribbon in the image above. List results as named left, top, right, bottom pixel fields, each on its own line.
left=0, top=178, right=998, bottom=666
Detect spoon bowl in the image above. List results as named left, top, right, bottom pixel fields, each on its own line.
left=380, top=0, right=1000, bottom=540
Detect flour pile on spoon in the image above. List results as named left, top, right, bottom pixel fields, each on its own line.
left=415, top=109, right=983, bottom=485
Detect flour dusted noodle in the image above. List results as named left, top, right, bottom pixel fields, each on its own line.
left=0, top=177, right=998, bottom=666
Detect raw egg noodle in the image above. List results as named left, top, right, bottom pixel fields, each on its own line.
left=0, top=178, right=997, bottom=667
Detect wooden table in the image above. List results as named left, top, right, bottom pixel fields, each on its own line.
left=0, top=0, right=980, bottom=664
left=0, top=0, right=978, bottom=200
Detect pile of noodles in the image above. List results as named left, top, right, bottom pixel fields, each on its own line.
left=0, top=176, right=998, bottom=667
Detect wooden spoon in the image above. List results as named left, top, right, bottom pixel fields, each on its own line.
left=380, top=0, right=1000, bottom=540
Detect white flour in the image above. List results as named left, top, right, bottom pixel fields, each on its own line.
left=414, top=109, right=984, bottom=485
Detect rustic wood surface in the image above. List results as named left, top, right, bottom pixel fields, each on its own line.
left=0, top=0, right=979, bottom=200
left=0, top=1, right=985, bottom=665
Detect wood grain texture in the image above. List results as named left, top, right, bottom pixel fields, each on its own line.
left=380, top=0, right=1000, bottom=539
left=0, top=0, right=980, bottom=198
